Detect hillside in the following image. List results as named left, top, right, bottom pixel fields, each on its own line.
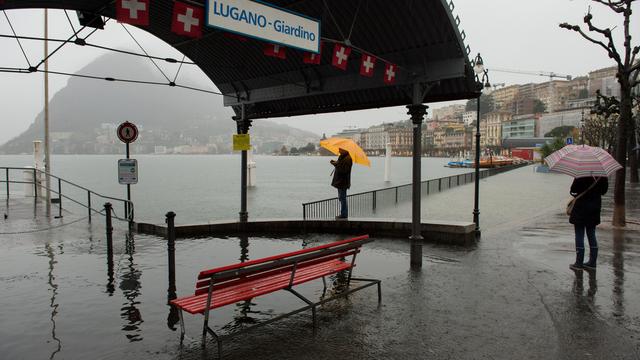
left=0, top=53, right=319, bottom=154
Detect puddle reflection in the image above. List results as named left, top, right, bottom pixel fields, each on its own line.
left=46, top=243, right=62, bottom=360
left=612, top=229, right=624, bottom=319
left=119, top=233, right=143, bottom=342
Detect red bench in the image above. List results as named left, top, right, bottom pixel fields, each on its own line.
left=170, top=235, right=381, bottom=354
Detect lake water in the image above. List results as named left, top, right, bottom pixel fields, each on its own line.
left=0, top=155, right=475, bottom=224
left=6, top=155, right=639, bottom=360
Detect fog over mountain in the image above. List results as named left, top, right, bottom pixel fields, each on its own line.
left=0, top=53, right=319, bottom=154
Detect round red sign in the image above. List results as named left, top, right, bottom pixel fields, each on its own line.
left=117, top=121, right=139, bottom=144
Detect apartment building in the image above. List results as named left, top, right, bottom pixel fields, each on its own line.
left=588, top=66, right=620, bottom=98
left=503, top=114, right=538, bottom=139
left=492, top=84, right=520, bottom=112
left=482, top=111, right=511, bottom=147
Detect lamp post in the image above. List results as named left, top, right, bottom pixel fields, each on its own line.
left=473, top=53, right=490, bottom=237
left=580, top=109, right=585, bottom=145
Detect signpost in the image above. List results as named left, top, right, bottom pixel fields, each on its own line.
left=117, top=121, right=139, bottom=223
left=206, top=0, right=321, bottom=53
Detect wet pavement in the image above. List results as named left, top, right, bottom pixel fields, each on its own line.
left=1, top=169, right=639, bottom=359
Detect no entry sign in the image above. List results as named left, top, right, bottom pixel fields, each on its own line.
left=117, top=121, right=139, bottom=144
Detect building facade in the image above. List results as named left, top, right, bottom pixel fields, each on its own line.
left=537, top=109, right=585, bottom=137
left=503, top=114, right=538, bottom=139
left=483, top=111, right=511, bottom=148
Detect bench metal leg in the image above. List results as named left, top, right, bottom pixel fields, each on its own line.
left=202, top=322, right=222, bottom=357
left=350, top=277, right=382, bottom=303
left=286, top=288, right=317, bottom=328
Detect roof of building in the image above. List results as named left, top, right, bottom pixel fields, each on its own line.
left=3, top=0, right=478, bottom=120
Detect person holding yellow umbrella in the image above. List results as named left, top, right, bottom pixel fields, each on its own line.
left=320, top=137, right=370, bottom=220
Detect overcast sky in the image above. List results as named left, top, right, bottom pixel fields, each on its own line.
left=1, top=0, right=638, bottom=145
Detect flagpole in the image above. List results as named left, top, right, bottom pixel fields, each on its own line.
left=44, top=8, right=52, bottom=217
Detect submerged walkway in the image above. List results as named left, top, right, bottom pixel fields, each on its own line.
left=1, top=170, right=639, bottom=359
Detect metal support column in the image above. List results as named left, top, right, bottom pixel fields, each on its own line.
left=407, top=83, right=428, bottom=269
left=473, top=93, right=481, bottom=234
left=44, top=9, right=52, bottom=217
left=235, top=104, right=252, bottom=224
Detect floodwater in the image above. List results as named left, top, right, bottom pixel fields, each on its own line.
left=1, top=161, right=639, bottom=359
left=0, top=154, right=473, bottom=224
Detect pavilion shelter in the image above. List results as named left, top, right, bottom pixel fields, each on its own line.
left=1, top=0, right=480, bottom=267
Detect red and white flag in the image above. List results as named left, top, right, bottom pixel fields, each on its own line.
left=224, top=33, right=248, bottom=42
left=171, top=2, right=203, bottom=38
left=303, top=42, right=323, bottom=65
left=116, top=0, right=150, bottom=26
left=264, top=43, right=286, bottom=59
left=331, top=44, right=351, bottom=70
left=384, top=63, right=397, bottom=84
left=359, top=54, right=377, bottom=77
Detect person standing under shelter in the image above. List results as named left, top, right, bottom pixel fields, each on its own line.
left=330, top=148, right=353, bottom=220
left=569, top=176, right=608, bottom=271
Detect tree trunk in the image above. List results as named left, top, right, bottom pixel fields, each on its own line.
left=629, top=120, right=639, bottom=183
left=612, top=84, right=631, bottom=227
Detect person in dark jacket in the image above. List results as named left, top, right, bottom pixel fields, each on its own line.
left=330, top=148, right=353, bottom=219
left=569, top=176, right=608, bottom=271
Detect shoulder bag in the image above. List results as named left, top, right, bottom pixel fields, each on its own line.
left=566, top=178, right=599, bottom=216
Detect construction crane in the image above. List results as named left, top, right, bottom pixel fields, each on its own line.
left=488, top=68, right=573, bottom=81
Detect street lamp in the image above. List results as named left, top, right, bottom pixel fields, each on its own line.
left=473, top=53, right=490, bottom=236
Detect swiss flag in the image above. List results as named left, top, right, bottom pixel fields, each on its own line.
left=116, top=0, right=150, bottom=26
left=331, top=44, right=351, bottom=70
left=264, top=43, right=286, bottom=59
left=171, top=2, right=203, bottom=38
left=384, top=63, right=397, bottom=84
left=224, top=33, right=248, bottom=42
left=303, top=42, right=323, bottom=65
left=360, top=54, right=377, bottom=77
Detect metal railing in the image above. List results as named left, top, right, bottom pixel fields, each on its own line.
left=0, top=166, right=133, bottom=223
left=302, top=162, right=530, bottom=220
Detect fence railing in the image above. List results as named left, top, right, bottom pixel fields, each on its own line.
left=0, top=166, right=133, bottom=223
left=302, top=162, right=530, bottom=220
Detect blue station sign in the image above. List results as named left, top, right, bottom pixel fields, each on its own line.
left=207, top=0, right=321, bottom=53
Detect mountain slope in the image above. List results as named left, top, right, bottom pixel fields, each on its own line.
left=0, top=53, right=318, bottom=154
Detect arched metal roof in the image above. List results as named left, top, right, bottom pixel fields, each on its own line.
left=1, top=0, right=478, bottom=119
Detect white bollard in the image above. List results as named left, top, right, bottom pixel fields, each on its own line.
left=384, top=142, right=392, bottom=182
left=33, top=141, right=45, bottom=201
left=247, top=148, right=256, bottom=187
left=34, top=141, right=43, bottom=170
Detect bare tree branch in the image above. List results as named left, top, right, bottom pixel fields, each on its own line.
left=583, top=12, right=623, bottom=64
left=559, top=23, right=622, bottom=66
left=591, top=0, right=627, bottom=13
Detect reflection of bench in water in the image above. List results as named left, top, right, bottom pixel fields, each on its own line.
left=171, top=235, right=381, bottom=355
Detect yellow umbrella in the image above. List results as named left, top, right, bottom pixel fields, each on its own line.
left=320, top=137, right=371, bottom=167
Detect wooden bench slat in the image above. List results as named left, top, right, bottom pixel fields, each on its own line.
left=193, top=248, right=360, bottom=294
left=175, top=260, right=350, bottom=313
left=173, top=259, right=352, bottom=314
left=197, top=235, right=369, bottom=279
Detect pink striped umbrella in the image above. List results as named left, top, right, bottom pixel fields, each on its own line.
left=544, top=145, right=622, bottom=178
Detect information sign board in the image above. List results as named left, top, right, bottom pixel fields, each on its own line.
left=207, top=0, right=321, bottom=53
left=233, top=134, right=251, bottom=151
left=118, top=159, right=138, bottom=185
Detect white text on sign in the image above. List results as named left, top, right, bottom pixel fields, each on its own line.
left=207, top=0, right=320, bottom=53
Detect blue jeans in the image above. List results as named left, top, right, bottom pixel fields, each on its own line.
left=338, top=188, right=348, bottom=218
left=574, top=224, right=598, bottom=264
